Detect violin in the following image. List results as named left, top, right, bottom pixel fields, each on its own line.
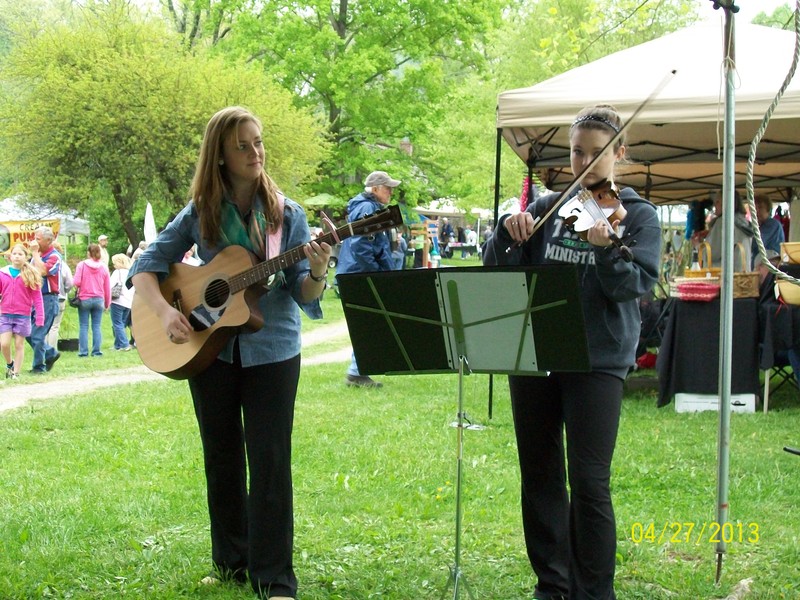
left=557, top=179, right=634, bottom=262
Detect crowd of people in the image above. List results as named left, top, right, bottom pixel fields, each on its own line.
left=437, top=216, right=482, bottom=259
left=0, top=228, right=148, bottom=380
left=686, top=190, right=786, bottom=272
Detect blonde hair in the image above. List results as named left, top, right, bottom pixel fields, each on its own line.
left=9, top=244, right=43, bottom=290
left=112, top=253, right=131, bottom=270
left=191, top=106, right=283, bottom=246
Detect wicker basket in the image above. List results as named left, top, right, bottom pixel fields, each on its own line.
left=777, top=279, right=800, bottom=305
left=733, top=272, right=759, bottom=298
left=732, top=243, right=759, bottom=298
left=682, top=242, right=759, bottom=298
left=683, top=242, right=722, bottom=279
left=781, top=242, right=800, bottom=264
left=670, top=277, right=720, bottom=301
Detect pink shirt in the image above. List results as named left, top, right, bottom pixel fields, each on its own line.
left=0, top=267, right=45, bottom=326
left=73, top=259, right=111, bottom=309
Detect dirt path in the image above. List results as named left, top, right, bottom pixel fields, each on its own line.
left=0, top=321, right=351, bottom=413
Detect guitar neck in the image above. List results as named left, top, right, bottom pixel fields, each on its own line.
left=225, top=223, right=365, bottom=294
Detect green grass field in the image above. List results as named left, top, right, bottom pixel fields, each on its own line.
left=2, top=283, right=800, bottom=599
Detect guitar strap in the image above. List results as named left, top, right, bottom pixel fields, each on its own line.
left=266, top=194, right=285, bottom=260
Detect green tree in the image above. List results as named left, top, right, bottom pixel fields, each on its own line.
left=495, top=0, right=699, bottom=93
left=419, top=0, right=700, bottom=211
left=0, top=0, right=329, bottom=247
left=752, top=3, right=794, bottom=29
left=160, top=0, right=248, bottom=48
left=181, top=0, right=514, bottom=206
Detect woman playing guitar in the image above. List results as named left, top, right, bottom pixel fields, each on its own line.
left=483, top=105, right=661, bottom=600
left=130, top=106, right=331, bottom=599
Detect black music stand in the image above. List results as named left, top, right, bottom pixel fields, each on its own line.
left=337, top=265, right=590, bottom=599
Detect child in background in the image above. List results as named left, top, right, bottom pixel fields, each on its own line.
left=0, top=244, right=44, bottom=379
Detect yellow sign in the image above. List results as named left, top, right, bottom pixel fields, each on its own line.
left=0, top=220, right=62, bottom=253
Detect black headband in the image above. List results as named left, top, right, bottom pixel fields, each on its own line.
left=571, top=114, right=621, bottom=134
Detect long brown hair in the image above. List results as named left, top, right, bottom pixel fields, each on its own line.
left=191, top=106, right=283, bottom=245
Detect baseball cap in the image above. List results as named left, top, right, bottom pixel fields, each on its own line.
left=98, top=234, right=108, bottom=241
left=365, top=171, right=401, bottom=188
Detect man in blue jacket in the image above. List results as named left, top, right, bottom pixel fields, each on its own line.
left=336, top=170, right=400, bottom=387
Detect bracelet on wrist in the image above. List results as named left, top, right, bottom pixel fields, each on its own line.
left=309, top=270, right=328, bottom=282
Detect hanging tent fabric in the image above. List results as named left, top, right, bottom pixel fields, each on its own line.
left=496, top=21, right=800, bottom=204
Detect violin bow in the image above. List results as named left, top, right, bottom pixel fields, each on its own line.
left=518, top=69, right=678, bottom=244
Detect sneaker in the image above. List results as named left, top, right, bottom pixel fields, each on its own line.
left=29, top=368, right=46, bottom=375
left=45, top=352, right=61, bottom=371
left=5, top=365, right=13, bottom=379
left=199, top=566, right=247, bottom=586
left=9, top=373, right=18, bottom=380
left=345, top=374, right=383, bottom=388
left=199, top=574, right=221, bottom=586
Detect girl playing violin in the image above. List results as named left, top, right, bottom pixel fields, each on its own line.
left=483, top=104, right=661, bottom=600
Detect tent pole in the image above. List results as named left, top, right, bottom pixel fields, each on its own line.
left=493, top=129, right=502, bottom=225
left=488, top=128, right=503, bottom=420
left=715, top=2, right=737, bottom=584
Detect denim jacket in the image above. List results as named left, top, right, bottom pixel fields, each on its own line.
left=128, top=196, right=322, bottom=367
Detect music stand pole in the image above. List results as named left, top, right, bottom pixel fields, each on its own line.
left=440, top=283, right=476, bottom=600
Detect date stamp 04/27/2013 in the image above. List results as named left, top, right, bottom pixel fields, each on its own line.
left=629, top=521, right=760, bottom=545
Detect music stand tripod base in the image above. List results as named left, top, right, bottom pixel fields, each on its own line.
left=439, top=355, right=476, bottom=600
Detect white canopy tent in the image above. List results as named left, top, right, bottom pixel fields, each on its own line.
left=496, top=21, right=800, bottom=205
left=0, top=197, right=90, bottom=237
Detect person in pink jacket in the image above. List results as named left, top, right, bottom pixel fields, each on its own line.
left=72, top=243, right=111, bottom=357
left=0, top=244, right=45, bottom=379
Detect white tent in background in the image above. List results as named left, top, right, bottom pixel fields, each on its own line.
left=496, top=21, right=800, bottom=205
left=144, top=202, right=158, bottom=243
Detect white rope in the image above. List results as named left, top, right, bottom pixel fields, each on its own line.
left=747, top=0, right=800, bottom=287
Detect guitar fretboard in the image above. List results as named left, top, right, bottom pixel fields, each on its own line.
left=224, top=207, right=400, bottom=294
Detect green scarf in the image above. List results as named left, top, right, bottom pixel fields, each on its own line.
left=219, top=197, right=268, bottom=260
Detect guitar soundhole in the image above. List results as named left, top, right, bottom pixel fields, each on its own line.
left=204, top=278, right=231, bottom=309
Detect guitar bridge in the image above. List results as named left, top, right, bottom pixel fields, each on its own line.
left=172, top=290, right=183, bottom=313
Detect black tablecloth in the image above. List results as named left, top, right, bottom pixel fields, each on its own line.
left=759, top=300, right=800, bottom=370
left=656, top=298, right=760, bottom=407
left=758, top=265, right=800, bottom=369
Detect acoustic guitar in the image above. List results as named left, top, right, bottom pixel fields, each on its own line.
left=132, top=205, right=403, bottom=379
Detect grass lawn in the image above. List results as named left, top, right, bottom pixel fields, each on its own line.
left=2, top=285, right=800, bottom=598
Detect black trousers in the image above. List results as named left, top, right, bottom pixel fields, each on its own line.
left=509, top=371, right=622, bottom=600
left=189, top=353, right=301, bottom=599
